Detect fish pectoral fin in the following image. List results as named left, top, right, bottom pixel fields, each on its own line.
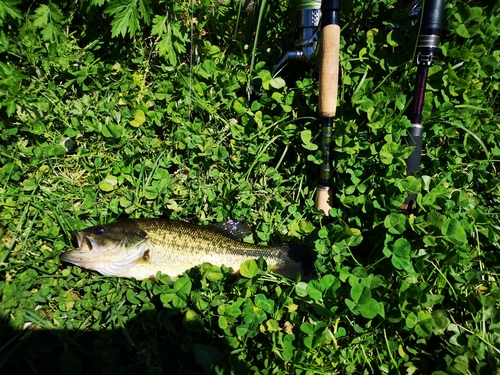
left=137, top=249, right=151, bottom=263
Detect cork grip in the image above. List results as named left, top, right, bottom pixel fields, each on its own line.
left=315, top=187, right=332, bottom=216
left=319, top=24, right=340, bottom=117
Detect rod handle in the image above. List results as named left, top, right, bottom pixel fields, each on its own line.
left=401, top=125, right=423, bottom=210
left=421, top=0, right=445, bottom=34
left=319, top=24, right=340, bottom=117
left=315, top=187, right=333, bottom=216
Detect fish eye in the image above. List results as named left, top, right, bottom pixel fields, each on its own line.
left=94, top=226, right=105, bottom=235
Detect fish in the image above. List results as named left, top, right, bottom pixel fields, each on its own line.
left=60, top=218, right=315, bottom=281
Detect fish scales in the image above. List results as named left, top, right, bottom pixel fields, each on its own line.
left=133, top=219, right=292, bottom=277
left=60, top=218, right=314, bottom=280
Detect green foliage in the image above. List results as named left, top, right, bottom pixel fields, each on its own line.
left=1, top=0, right=500, bottom=374
left=0, top=0, right=21, bottom=23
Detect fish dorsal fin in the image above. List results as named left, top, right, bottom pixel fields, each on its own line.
left=211, top=220, right=253, bottom=241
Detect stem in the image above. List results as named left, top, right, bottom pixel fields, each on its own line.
left=383, top=328, right=400, bottom=373
left=426, top=259, right=458, bottom=300
left=249, top=0, right=267, bottom=76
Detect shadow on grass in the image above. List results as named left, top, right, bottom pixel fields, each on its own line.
left=0, top=308, right=238, bottom=375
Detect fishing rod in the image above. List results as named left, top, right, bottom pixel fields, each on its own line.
left=401, top=0, right=444, bottom=211
left=272, top=0, right=337, bottom=215
left=315, top=0, right=340, bottom=216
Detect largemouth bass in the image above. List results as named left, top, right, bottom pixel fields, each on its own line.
left=60, top=218, right=315, bottom=280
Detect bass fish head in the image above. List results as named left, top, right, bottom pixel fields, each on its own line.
left=60, top=221, right=150, bottom=277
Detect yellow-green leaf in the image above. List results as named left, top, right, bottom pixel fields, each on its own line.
left=99, top=175, right=118, bottom=192
left=130, top=109, right=146, bottom=127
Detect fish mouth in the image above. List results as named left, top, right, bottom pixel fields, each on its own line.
left=71, top=231, right=83, bottom=249
left=71, top=231, right=95, bottom=252
left=60, top=231, right=97, bottom=264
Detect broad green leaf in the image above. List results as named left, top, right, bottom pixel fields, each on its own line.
left=233, top=97, right=248, bottom=115
left=151, top=14, right=167, bottom=35
left=174, top=277, right=192, bottom=296
left=379, top=142, right=398, bottom=165
left=254, top=294, right=274, bottom=313
left=358, top=298, right=379, bottom=319
left=32, top=4, right=49, bottom=27
left=345, top=298, right=358, bottom=315
left=427, top=211, right=446, bottom=229
left=319, top=274, right=337, bottom=291
left=172, top=294, right=187, bottom=309
left=395, top=94, right=407, bottom=111
left=218, top=316, right=228, bottom=330
left=270, top=77, right=286, bottom=89
left=391, top=238, right=411, bottom=270
left=318, top=227, right=328, bottom=239
left=202, top=59, right=216, bottom=75
left=130, top=109, right=146, bottom=127
left=266, top=319, right=280, bottom=332
left=271, top=91, right=283, bottom=103
left=103, top=123, right=124, bottom=138
left=432, top=309, right=450, bottom=329
left=442, top=218, right=467, bottom=247
left=200, top=263, right=223, bottom=282
left=447, top=64, right=469, bottom=89
left=240, top=259, right=259, bottom=278
left=184, top=309, right=201, bottom=327
left=405, top=311, right=418, bottom=329
left=99, top=175, right=118, bottom=192
left=300, top=322, right=328, bottom=349
left=300, top=129, right=313, bottom=143
left=105, top=0, right=140, bottom=38
left=43, top=145, right=67, bottom=157
left=456, top=24, right=471, bottom=38
left=126, top=289, right=140, bottom=304
left=395, top=176, right=421, bottom=194
left=58, top=291, right=76, bottom=312
left=479, top=55, right=499, bottom=77
left=415, top=320, right=433, bottom=338
left=260, top=71, right=272, bottom=90
left=1, top=283, right=17, bottom=308
left=143, top=186, right=157, bottom=199
left=441, top=218, right=467, bottom=246
left=386, top=29, right=405, bottom=47
left=306, top=280, right=323, bottom=301
left=300, top=130, right=318, bottom=151
left=350, top=283, right=371, bottom=304
left=159, top=291, right=173, bottom=307
left=243, top=300, right=267, bottom=324
left=384, top=213, right=407, bottom=234
left=423, top=236, right=437, bottom=247
left=236, top=325, right=248, bottom=337
left=0, top=0, right=21, bottom=21
left=299, top=322, right=313, bottom=335
left=359, top=96, right=375, bottom=112
left=295, top=282, right=308, bottom=297
left=22, top=179, right=37, bottom=191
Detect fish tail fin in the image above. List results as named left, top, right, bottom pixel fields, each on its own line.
left=276, top=244, right=317, bottom=281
